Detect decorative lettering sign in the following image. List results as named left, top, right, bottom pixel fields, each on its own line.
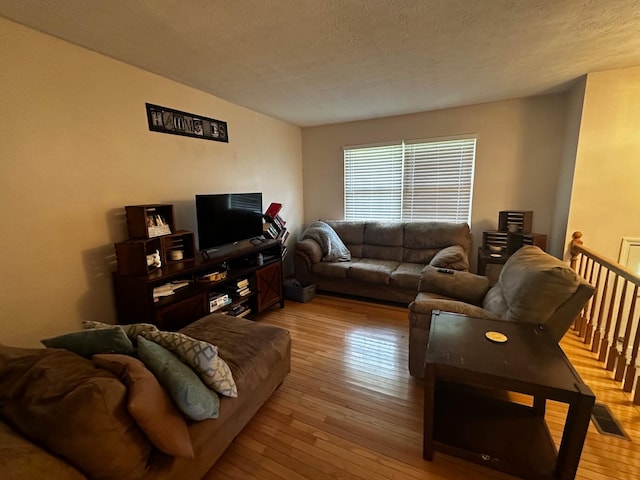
left=145, top=103, right=228, bottom=143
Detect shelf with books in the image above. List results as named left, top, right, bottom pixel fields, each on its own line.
left=208, top=291, right=233, bottom=313
left=263, top=202, right=289, bottom=245
left=113, top=234, right=284, bottom=329
left=219, top=277, right=253, bottom=298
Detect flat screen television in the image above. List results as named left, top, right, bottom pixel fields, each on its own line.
left=195, top=193, right=263, bottom=251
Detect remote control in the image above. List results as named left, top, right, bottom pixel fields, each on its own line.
left=437, top=268, right=454, bottom=274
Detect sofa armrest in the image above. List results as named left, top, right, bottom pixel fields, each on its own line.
left=294, top=239, right=323, bottom=265
left=428, top=245, right=469, bottom=271
left=418, top=266, right=490, bottom=305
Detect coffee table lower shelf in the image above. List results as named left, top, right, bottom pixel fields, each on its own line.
left=431, top=384, right=557, bottom=479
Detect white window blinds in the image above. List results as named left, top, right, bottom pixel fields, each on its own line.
left=344, top=144, right=404, bottom=221
left=344, top=138, right=476, bottom=223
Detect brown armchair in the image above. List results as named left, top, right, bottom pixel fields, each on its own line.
left=408, top=246, right=596, bottom=377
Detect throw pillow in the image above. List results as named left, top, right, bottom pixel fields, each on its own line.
left=0, top=349, right=151, bottom=479
left=137, top=337, right=219, bottom=421
left=83, top=320, right=158, bottom=341
left=429, top=245, right=469, bottom=271
left=141, top=330, right=237, bottom=398
left=302, top=220, right=351, bottom=262
left=92, top=354, right=194, bottom=458
left=41, top=327, right=135, bottom=357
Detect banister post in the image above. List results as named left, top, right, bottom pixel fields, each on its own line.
left=570, top=231, right=583, bottom=271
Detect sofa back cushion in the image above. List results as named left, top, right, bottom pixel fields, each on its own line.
left=403, top=222, right=471, bottom=263
left=0, top=347, right=151, bottom=479
left=323, top=220, right=471, bottom=265
left=482, top=246, right=582, bottom=326
left=362, top=222, right=404, bottom=261
left=324, top=220, right=365, bottom=258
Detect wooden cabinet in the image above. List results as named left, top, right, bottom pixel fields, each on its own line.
left=115, top=204, right=196, bottom=276
left=125, top=204, right=176, bottom=239
left=155, top=293, right=208, bottom=331
left=478, top=210, right=547, bottom=282
left=113, top=203, right=284, bottom=329
left=113, top=238, right=284, bottom=329
left=255, top=261, right=284, bottom=312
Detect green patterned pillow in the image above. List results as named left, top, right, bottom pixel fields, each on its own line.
left=137, top=337, right=219, bottom=421
left=140, top=330, right=237, bottom=397
left=82, top=320, right=158, bottom=340
left=41, top=327, right=135, bottom=358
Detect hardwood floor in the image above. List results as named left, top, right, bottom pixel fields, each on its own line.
left=207, top=295, right=640, bottom=480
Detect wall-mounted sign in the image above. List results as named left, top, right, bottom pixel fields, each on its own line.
left=145, top=103, right=228, bottom=143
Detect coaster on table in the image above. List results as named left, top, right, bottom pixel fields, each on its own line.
left=485, top=331, right=508, bottom=343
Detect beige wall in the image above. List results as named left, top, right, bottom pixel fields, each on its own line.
left=302, top=95, right=569, bottom=266
left=0, top=18, right=303, bottom=346
left=566, top=67, right=640, bottom=261
left=551, top=77, right=586, bottom=259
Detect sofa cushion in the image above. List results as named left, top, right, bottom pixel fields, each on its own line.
left=141, top=330, right=237, bottom=398
left=364, top=222, right=404, bottom=246
left=137, top=337, right=219, bottom=421
left=40, top=327, right=135, bottom=358
left=403, top=247, right=440, bottom=265
left=312, top=259, right=356, bottom=278
left=419, top=266, right=490, bottom=305
left=348, top=259, right=399, bottom=284
left=362, top=244, right=404, bottom=262
left=0, top=348, right=151, bottom=479
left=404, top=222, right=471, bottom=263
left=482, top=246, right=581, bottom=324
left=179, top=314, right=291, bottom=396
left=362, top=222, right=404, bottom=261
left=390, top=263, right=424, bottom=290
left=0, top=421, right=86, bottom=480
left=92, top=354, right=194, bottom=458
left=324, top=220, right=365, bottom=257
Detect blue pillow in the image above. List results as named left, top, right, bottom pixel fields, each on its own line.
left=137, top=337, right=219, bottom=421
left=41, top=327, right=135, bottom=357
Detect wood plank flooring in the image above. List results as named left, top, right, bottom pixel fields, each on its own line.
left=206, top=295, right=640, bottom=480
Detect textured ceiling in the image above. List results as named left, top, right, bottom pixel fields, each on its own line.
left=2, top=0, right=640, bottom=126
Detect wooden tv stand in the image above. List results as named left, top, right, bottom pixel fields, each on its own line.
left=112, top=238, right=284, bottom=331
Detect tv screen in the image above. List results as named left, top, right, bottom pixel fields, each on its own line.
left=195, top=193, right=263, bottom=251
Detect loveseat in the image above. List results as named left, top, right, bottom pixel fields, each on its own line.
left=0, top=313, right=291, bottom=479
left=294, top=220, right=472, bottom=304
left=408, top=245, right=596, bottom=377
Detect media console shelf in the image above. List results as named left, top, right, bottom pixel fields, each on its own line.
left=113, top=237, right=284, bottom=331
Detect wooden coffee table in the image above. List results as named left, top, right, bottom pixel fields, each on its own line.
left=423, top=311, right=595, bottom=480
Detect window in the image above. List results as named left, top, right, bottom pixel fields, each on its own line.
left=344, top=137, right=476, bottom=223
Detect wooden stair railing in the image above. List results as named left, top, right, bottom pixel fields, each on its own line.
left=570, top=231, right=640, bottom=404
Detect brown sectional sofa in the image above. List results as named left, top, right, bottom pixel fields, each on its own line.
left=294, top=220, right=472, bottom=304
left=0, top=313, right=291, bottom=479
